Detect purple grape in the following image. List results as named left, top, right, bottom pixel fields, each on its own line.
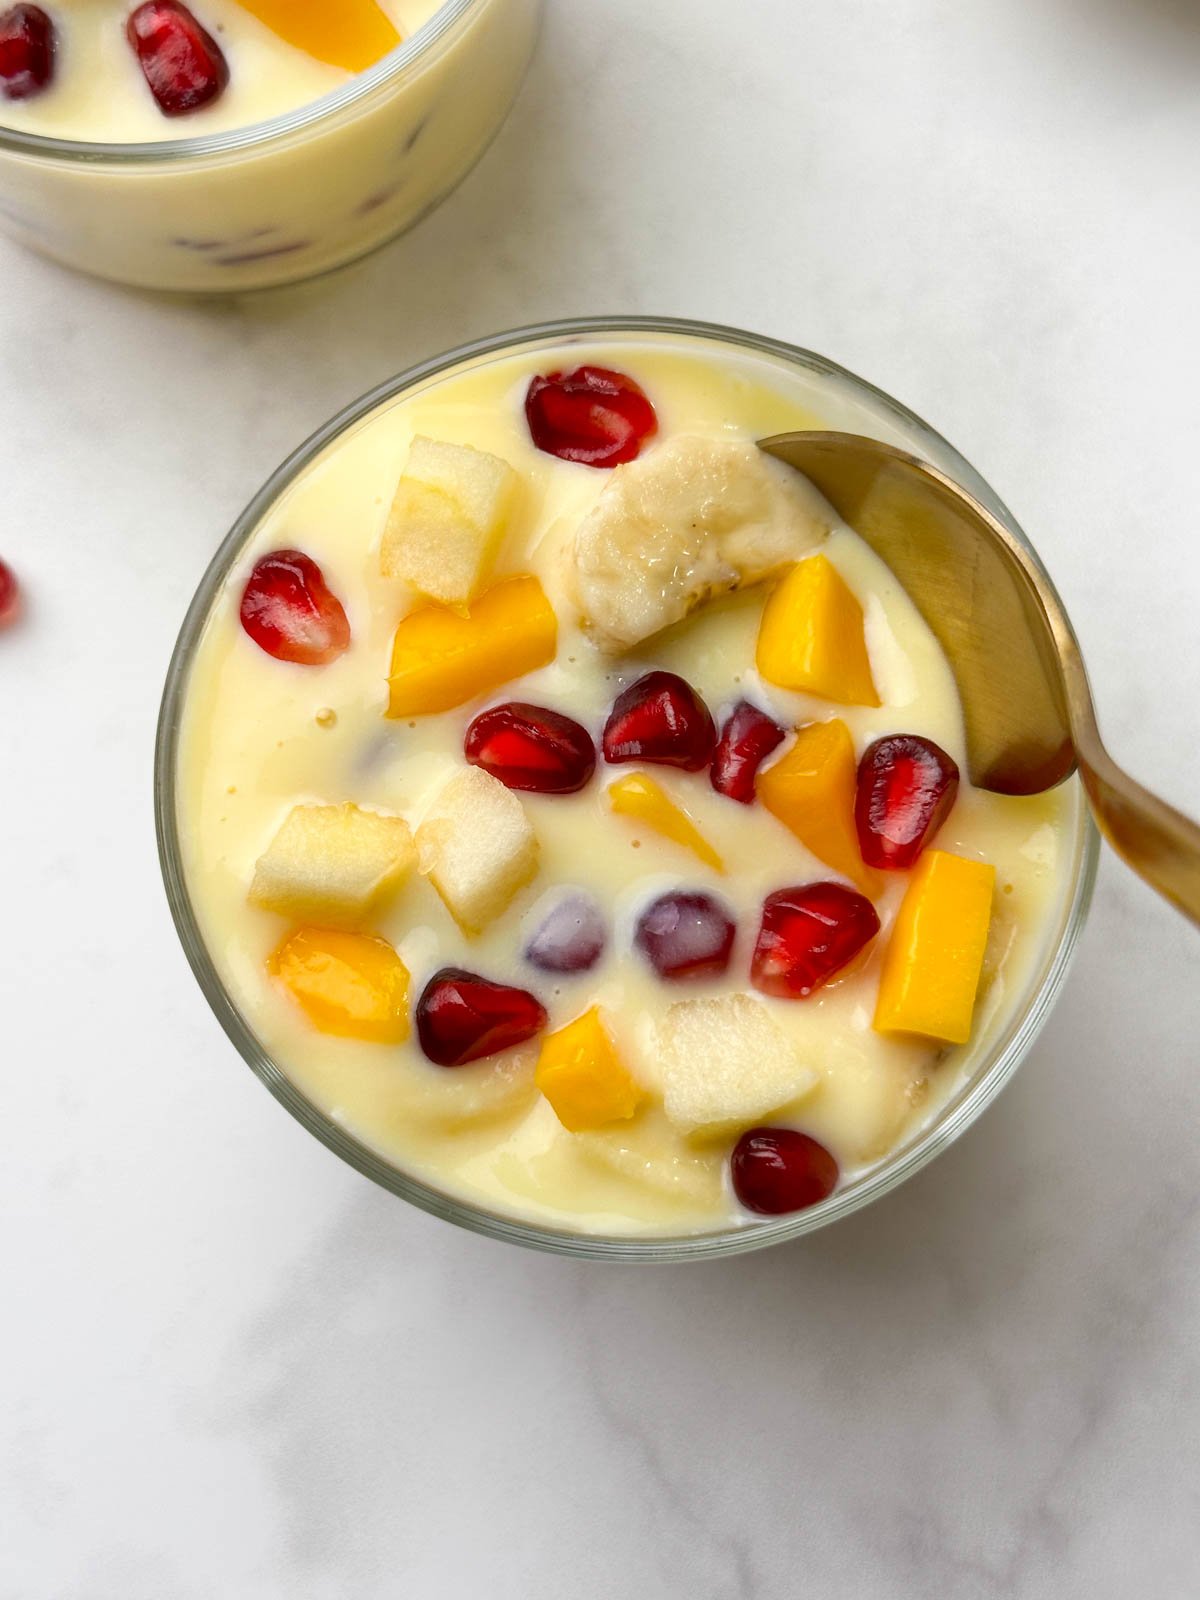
left=525, top=892, right=607, bottom=974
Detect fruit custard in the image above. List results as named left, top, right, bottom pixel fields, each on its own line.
left=176, top=337, right=1081, bottom=1236
left=0, top=0, right=538, bottom=290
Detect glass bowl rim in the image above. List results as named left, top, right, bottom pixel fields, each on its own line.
left=154, top=313, right=1100, bottom=1263
left=0, top=0, right=483, bottom=165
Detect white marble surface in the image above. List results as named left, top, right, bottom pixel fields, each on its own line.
left=4, top=1, right=1200, bottom=1595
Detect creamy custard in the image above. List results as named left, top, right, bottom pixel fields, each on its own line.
left=175, top=335, right=1083, bottom=1237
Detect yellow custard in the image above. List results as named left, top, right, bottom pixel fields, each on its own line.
left=175, top=336, right=1084, bottom=1237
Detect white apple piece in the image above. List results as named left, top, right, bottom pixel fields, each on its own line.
left=381, top=435, right=519, bottom=605
left=249, top=803, right=416, bottom=926
left=658, top=993, right=818, bottom=1137
left=417, top=766, right=538, bottom=933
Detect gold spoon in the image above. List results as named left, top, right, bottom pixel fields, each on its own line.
left=759, top=431, right=1200, bottom=927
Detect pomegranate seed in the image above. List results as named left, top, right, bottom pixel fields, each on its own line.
left=416, top=967, right=547, bottom=1066
left=855, top=734, right=960, bottom=870
left=239, top=549, right=350, bottom=667
left=0, top=558, right=19, bottom=626
left=525, top=366, right=658, bottom=468
left=635, top=891, right=736, bottom=980
left=751, top=883, right=880, bottom=999
left=711, top=700, right=786, bottom=803
left=465, top=702, right=595, bottom=795
left=731, top=1127, right=839, bottom=1215
left=0, top=4, right=54, bottom=98
left=127, top=0, right=228, bottom=116
left=602, top=671, right=716, bottom=772
left=525, top=892, right=606, bottom=974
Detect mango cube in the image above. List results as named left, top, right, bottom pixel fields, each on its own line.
left=874, top=850, right=996, bottom=1043
left=417, top=766, right=537, bottom=933
left=757, top=719, right=877, bottom=892
left=756, top=554, right=879, bottom=706
left=237, top=0, right=400, bottom=71
left=659, top=993, right=817, bottom=1137
left=249, top=803, right=416, bottom=927
left=271, top=927, right=410, bottom=1044
left=386, top=574, right=557, bottom=718
left=381, top=436, right=519, bottom=606
left=606, top=772, right=724, bottom=872
left=536, top=1007, right=645, bottom=1132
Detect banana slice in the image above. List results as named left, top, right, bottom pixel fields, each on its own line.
left=571, top=435, right=829, bottom=651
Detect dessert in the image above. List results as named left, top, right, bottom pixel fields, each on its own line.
left=170, top=329, right=1087, bottom=1240
left=0, top=0, right=539, bottom=290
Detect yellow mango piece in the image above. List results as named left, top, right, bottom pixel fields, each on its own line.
left=271, top=928, right=410, bottom=1044
left=874, top=850, right=996, bottom=1044
left=606, top=772, right=724, bottom=872
left=238, top=0, right=401, bottom=72
left=386, top=574, right=557, bottom=717
left=757, top=719, right=878, bottom=892
left=756, top=554, right=880, bottom=706
left=536, top=1007, right=645, bottom=1133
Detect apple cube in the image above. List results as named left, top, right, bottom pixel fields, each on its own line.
left=249, top=803, right=416, bottom=926
left=417, top=766, right=538, bottom=933
left=659, top=993, right=818, bottom=1137
left=381, top=435, right=518, bottom=606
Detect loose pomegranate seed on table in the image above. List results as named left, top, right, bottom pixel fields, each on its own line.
left=751, top=883, right=881, bottom=999
left=416, top=968, right=548, bottom=1067
left=465, top=702, right=596, bottom=795
left=239, top=549, right=351, bottom=666
left=731, top=1127, right=840, bottom=1215
left=524, top=366, right=658, bottom=467
left=0, top=558, right=19, bottom=626
left=635, top=891, right=736, bottom=980
left=710, top=700, right=786, bottom=803
left=0, top=4, right=54, bottom=98
left=855, top=733, right=960, bottom=870
left=127, top=0, right=229, bottom=116
left=602, top=670, right=716, bottom=772
left=524, top=892, right=607, bottom=974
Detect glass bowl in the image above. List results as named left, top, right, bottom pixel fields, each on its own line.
left=0, top=0, right=540, bottom=292
left=155, top=315, right=1099, bottom=1260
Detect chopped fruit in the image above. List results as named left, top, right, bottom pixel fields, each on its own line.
left=271, top=928, right=409, bottom=1044
left=417, top=967, right=546, bottom=1066
left=249, top=803, right=415, bottom=926
left=236, top=0, right=400, bottom=72
left=535, top=1006, right=644, bottom=1132
left=576, top=1118, right=724, bottom=1209
left=386, top=574, right=556, bottom=718
left=710, top=700, right=785, bottom=803
left=856, top=734, right=960, bottom=870
left=757, top=719, right=877, bottom=892
left=602, top=670, right=716, bottom=772
left=751, top=883, right=880, bottom=999
left=635, top=891, right=736, bottom=981
left=731, top=1128, right=839, bottom=1215
left=0, top=557, right=18, bottom=626
left=239, top=549, right=350, bottom=667
left=380, top=436, right=518, bottom=607
left=465, top=702, right=595, bottom=795
left=398, top=1050, right=537, bottom=1131
left=525, top=891, right=606, bottom=974
left=417, top=766, right=537, bottom=933
left=127, top=1, right=229, bottom=116
left=874, top=850, right=995, bottom=1043
left=0, top=4, right=54, bottom=99
left=756, top=554, right=879, bottom=706
left=573, top=436, right=827, bottom=652
left=525, top=366, right=658, bottom=469
left=606, top=772, right=723, bottom=872
left=658, top=993, right=817, bottom=1137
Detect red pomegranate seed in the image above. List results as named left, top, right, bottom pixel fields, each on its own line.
left=731, top=1127, right=839, bottom=1215
left=525, top=892, right=606, bottom=974
left=239, top=549, right=350, bottom=667
left=711, top=700, right=786, bottom=803
left=416, top=967, right=547, bottom=1066
left=751, top=883, right=880, bottom=999
left=524, top=366, right=658, bottom=468
left=0, top=4, right=54, bottom=99
left=0, top=558, right=19, bottom=626
left=635, top=891, right=736, bottom=980
left=465, top=702, right=595, bottom=795
left=127, top=0, right=228, bottom=116
left=602, top=671, right=716, bottom=772
left=855, top=734, right=960, bottom=870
